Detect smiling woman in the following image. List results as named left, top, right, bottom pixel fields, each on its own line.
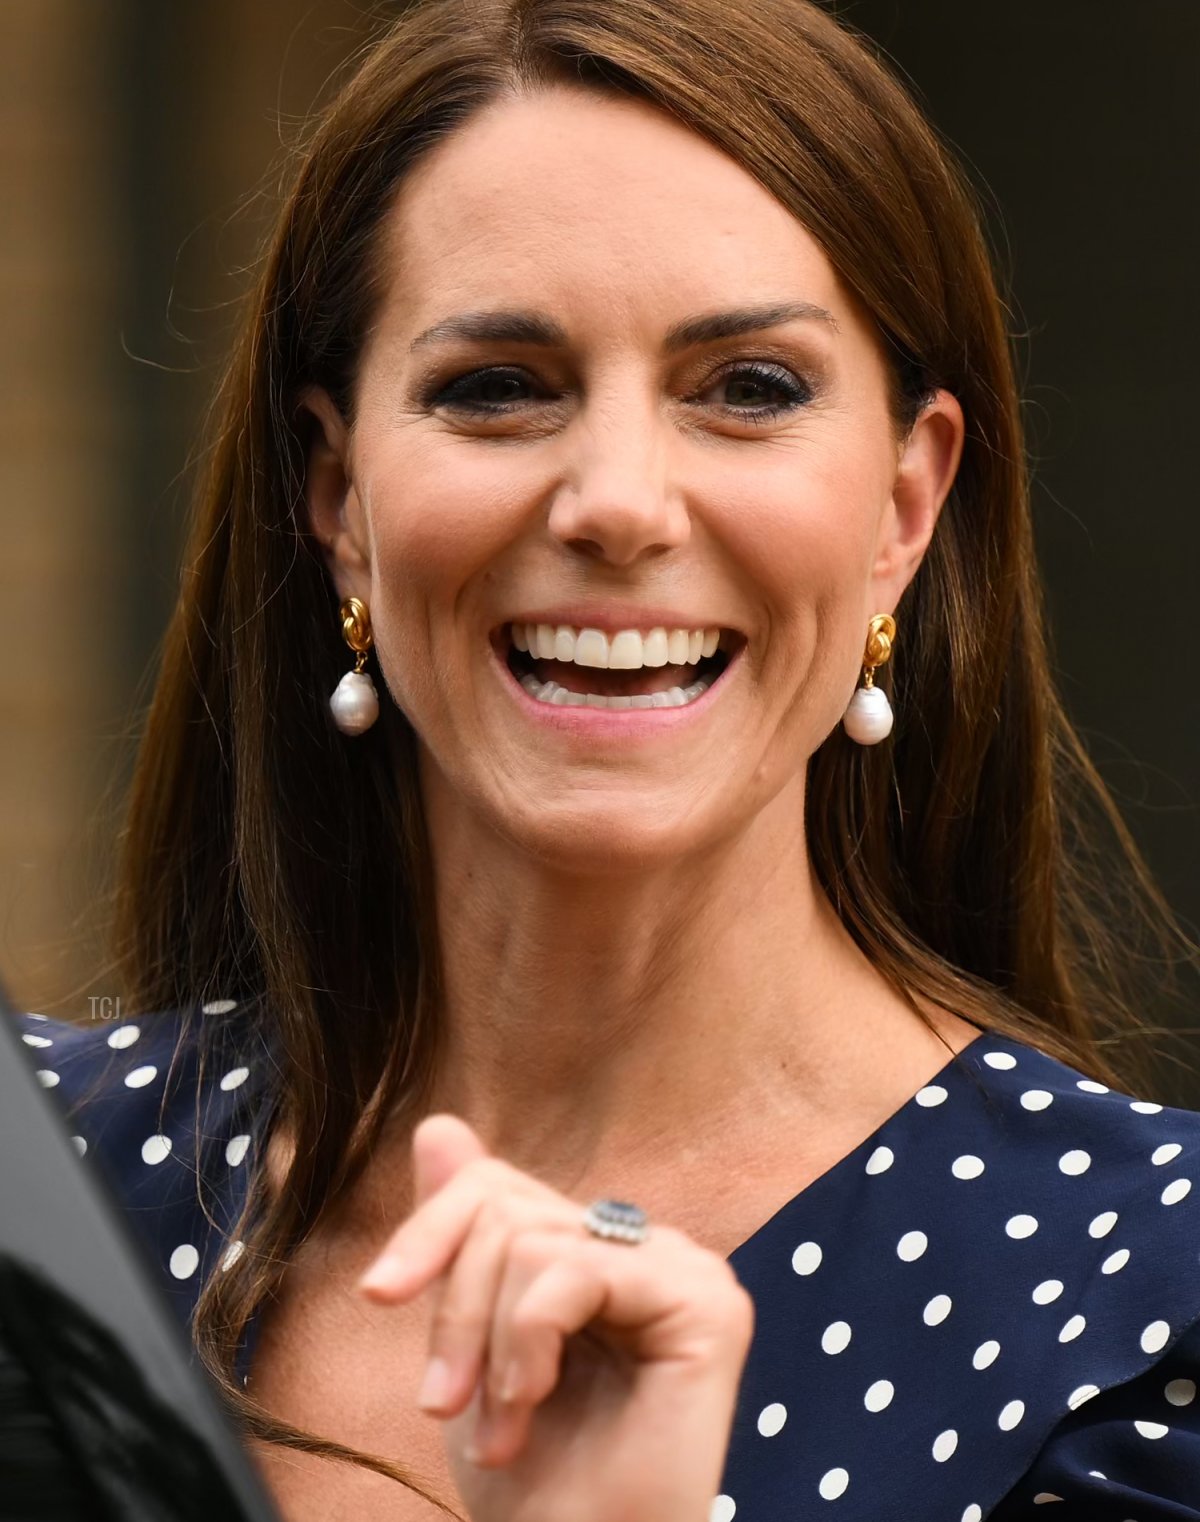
left=10, top=0, right=1200, bottom=1519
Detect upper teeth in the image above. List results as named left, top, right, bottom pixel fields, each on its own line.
left=512, top=623, right=721, bottom=669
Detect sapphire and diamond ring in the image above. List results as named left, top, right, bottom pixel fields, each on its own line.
left=582, top=1198, right=650, bottom=1245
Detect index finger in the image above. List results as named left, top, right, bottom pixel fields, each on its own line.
left=355, top=1155, right=548, bottom=1302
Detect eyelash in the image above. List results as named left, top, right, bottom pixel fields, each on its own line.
left=424, top=361, right=813, bottom=425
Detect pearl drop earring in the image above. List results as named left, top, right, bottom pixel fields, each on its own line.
left=329, top=596, right=380, bottom=736
left=842, top=613, right=896, bottom=745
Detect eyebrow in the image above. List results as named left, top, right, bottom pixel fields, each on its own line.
left=408, top=300, right=839, bottom=354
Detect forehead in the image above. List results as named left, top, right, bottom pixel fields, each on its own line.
left=376, top=86, right=849, bottom=329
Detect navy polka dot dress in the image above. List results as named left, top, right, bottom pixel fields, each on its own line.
left=12, top=1006, right=1200, bottom=1520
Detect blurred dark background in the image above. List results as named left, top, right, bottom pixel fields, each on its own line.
left=2, top=2, right=1196, bottom=1092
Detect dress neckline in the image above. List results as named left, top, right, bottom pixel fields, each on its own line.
left=724, top=1026, right=992, bottom=1263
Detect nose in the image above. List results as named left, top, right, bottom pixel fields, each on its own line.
left=545, top=397, right=691, bottom=567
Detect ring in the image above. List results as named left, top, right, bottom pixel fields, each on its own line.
left=582, top=1198, right=650, bottom=1245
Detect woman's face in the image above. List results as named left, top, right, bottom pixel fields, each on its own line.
left=306, top=86, right=962, bottom=868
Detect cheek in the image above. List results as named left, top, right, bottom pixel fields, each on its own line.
left=721, top=447, right=883, bottom=639
left=355, top=438, right=532, bottom=700
left=712, top=450, right=888, bottom=714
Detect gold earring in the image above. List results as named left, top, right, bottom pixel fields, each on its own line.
left=842, top=613, right=896, bottom=745
left=329, top=596, right=379, bottom=735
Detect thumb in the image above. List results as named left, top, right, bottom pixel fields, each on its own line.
left=411, top=1113, right=490, bottom=1207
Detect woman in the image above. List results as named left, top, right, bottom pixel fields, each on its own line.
left=10, top=0, right=1200, bottom=1517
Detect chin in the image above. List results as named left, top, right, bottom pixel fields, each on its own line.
left=498, top=793, right=721, bottom=876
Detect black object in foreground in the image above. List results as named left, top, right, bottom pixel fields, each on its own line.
left=0, top=992, right=281, bottom=1522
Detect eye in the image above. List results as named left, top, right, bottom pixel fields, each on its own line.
left=425, top=366, right=542, bottom=413
left=698, top=361, right=812, bottom=424
left=422, top=359, right=815, bottom=424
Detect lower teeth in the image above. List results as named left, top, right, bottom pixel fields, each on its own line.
left=518, top=673, right=717, bottom=709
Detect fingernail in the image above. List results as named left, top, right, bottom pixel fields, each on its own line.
left=357, top=1257, right=400, bottom=1294
left=466, top=1412, right=496, bottom=1464
left=417, top=1356, right=456, bottom=1411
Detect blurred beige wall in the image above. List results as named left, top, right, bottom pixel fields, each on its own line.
left=0, top=1, right=375, bottom=1016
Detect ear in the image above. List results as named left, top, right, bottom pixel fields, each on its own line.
left=299, top=385, right=372, bottom=603
left=869, top=388, right=965, bottom=611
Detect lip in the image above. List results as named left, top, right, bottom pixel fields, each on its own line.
left=489, top=635, right=744, bottom=736
left=493, top=610, right=742, bottom=639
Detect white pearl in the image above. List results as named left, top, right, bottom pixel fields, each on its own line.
left=842, top=684, right=893, bottom=744
left=329, top=670, right=379, bottom=735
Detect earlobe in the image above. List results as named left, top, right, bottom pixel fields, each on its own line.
left=299, top=385, right=372, bottom=599
left=872, top=389, right=965, bottom=605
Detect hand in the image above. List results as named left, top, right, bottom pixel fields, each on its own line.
left=356, top=1114, right=755, bottom=1522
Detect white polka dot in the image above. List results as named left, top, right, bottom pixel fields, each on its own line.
left=70, top=1135, right=87, bottom=1156
left=932, top=1429, right=958, bottom=1462
left=710, top=1499, right=736, bottom=1522
left=1134, top=1419, right=1169, bottom=1440
left=821, top=1321, right=852, bottom=1355
left=36, top=1069, right=60, bottom=1087
left=792, top=1241, right=823, bottom=1276
left=1068, top=1384, right=1099, bottom=1410
left=865, top=1145, right=894, bottom=1175
left=21, top=1032, right=53, bottom=1048
left=141, top=1134, right=172, bottom=1166
left=962, top=1507, right=983, bottom=1522
left=1152, top=1142, right=1183, bottom=1166
left=1166, top=1378, right=1196, bottom=1406
left=1059, top=1315, right=1086, bottom=1343
left=757, top=1402, right=787, bottom=1437
left=1102, top=1248, right=1130, bottom=1274
left=984, top=1051, right=1017, bottom=1070
left=219, top=1065, right=250, bottom=1091
left=169, top=1244, right=200, bottom=1280
left=26, top=1012, right=49, bottom=1021
left=897, top=1230, right=928, bottom=1261
left=1131, top=1100, right=1163, bottom=1114
left=124, top=1064, right=158, bottom=1088
left=1077, top=1079, right=1109, bottom=1094
left=202, top=998, right=239, bottom=1014
left=225, top=1134, right=251, bottom=1167
left=1059, top=1149, right=1091, bottom=1176
left=1032, top=1279, right=1064, bottom=1305
left=1020, top=1090, right=1054, bottom=1111
left=973, top=1340, right=1000, bottom=1370
left=1141, top=1320, right=1171, bottom=1354
left=1161, top=1177, right=1192, bottom=1206
left=924, top=1294, right=953, bottom=1326
left=1006, top=1214, right=1039, bottom=1239
left=818, top=1468, right=849, bottom=1501
left=221, top=1239, right=246, bottom=1271
left=998, top=1400, right=1025, bottom=1431
left=1032, top=1496, right=1062, bottom=1505
left=915, top=1084, right=947, bottom=1107
left=864, top=1380, right=894, bottom=1412
left=1088, top=1210, right=1118, bottom=1238
left=951, top=1155, right=985, bottom=1180
left=106, top=1024, right=140, bottom=1050
left=1086, top=1469, right=1106, bottom=1479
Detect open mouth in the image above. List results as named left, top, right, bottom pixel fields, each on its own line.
left=492, top=623, right=745, bottom=710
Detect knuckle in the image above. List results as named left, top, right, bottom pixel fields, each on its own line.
left=728, top=1283, right=757, bottom=1335
left=430, top=1304, right=488, bottom=1345
left=509, top=1225, right=566, bottom=1272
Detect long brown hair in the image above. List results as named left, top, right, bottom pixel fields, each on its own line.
left=109, top=0, right=1189, bottom=1497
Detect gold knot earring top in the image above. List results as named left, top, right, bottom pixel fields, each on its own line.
left=842, top=613, right=896, bottom=745
left=329, top=596, right=380, bottom=736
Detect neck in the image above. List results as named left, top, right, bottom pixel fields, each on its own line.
left=415, top=763, right=937, bottom=1191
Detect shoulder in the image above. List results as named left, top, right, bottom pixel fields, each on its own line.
left=7, top=1001, right=271, bottom=1320
left=723, top=1028, right=1200, bottom=1521
left=952, top=1029, right=1200, bottom=1249
left=923, top=1030, right=1200, bottom=1515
